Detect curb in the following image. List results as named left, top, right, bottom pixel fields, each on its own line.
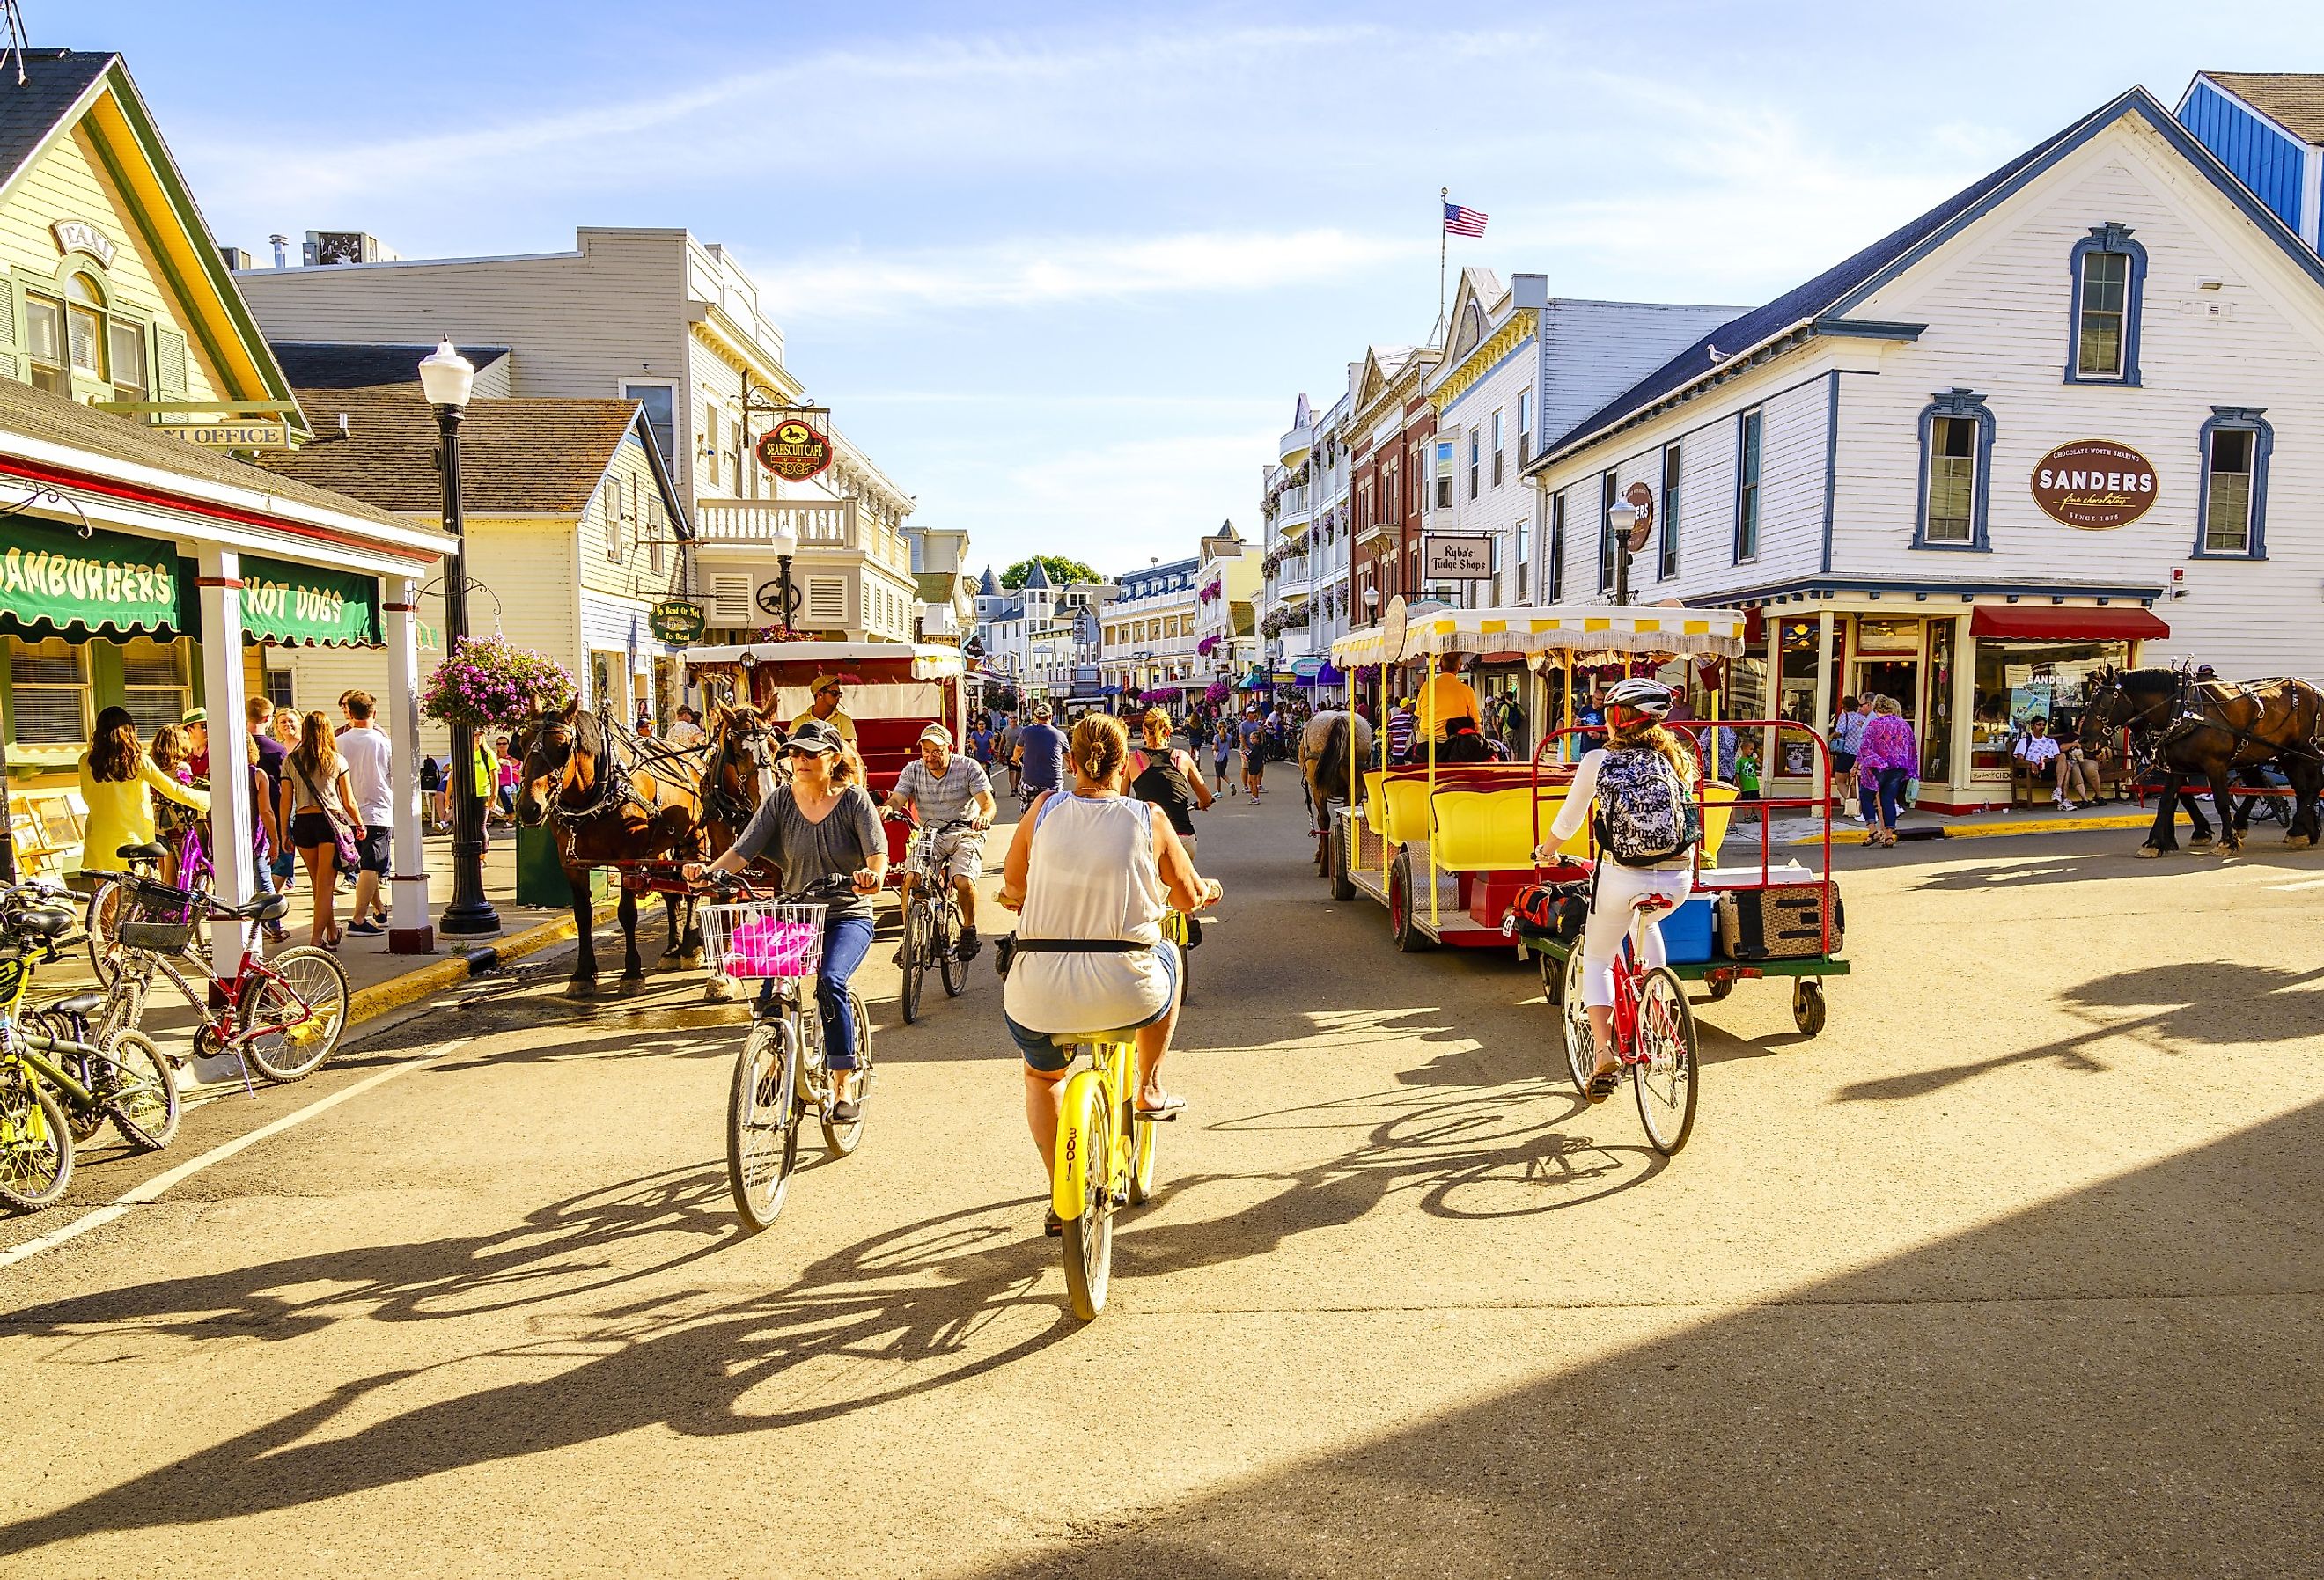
left=344, top=900, right=620, bottom=1027
left=1794, top=812, right=2154, bottom=846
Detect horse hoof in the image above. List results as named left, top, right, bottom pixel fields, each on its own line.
left=2286, top=834, right=2314, bottom=850
left=702, top=976, right=738, bottom=1003
left=673, top=949, right=704, bottom=971
left=618, top=974, right=647, bottom=996
left=566, top=977, right=599, bottom=999
left=2133, top=847, right=2163, bottom=860
left=2188, top=834, right=2214, bottom=849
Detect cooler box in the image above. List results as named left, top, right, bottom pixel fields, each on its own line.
left=1664, top=896, right=1716, bottom=964
left=1467, top=870, right=1533, bottom=930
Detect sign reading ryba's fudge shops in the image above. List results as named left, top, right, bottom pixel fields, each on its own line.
left=2031, top=439, right=2159, bottom=530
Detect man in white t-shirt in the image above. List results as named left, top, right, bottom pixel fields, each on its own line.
left=335, top=690, right=395, bottom=937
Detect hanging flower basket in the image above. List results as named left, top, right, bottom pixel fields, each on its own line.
left=1204, top=680, right=1232, bottom=704
left=422, top=636, right=577, bottom=731
left=1197, top=635, right=1221, bottom=656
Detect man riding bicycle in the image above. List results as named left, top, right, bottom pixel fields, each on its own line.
left=1533, top=677, right=1703, bottom=1103
left=883, top=724, right=997, bottom=962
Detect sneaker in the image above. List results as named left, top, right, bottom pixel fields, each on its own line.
left=344, top=919, right=383, bottom=937
left=954, top=928, right=981, bottom=962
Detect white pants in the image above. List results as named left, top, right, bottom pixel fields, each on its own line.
left=1580, top=861, right=1694, bottom=1009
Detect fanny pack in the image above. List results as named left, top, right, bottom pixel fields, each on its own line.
left=993, top=936, right=1152, bottom=978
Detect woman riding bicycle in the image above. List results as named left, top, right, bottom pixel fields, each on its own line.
left=1533, top=677, right=1703, bottom=1103
left=998, top=714, right=1219, bottom=1233
left=691, top=718, right=886, bottom=1122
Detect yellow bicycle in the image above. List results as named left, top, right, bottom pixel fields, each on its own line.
left=1161, top=908, right=1194, bottom=1003
left=1048, top=1025, right=1158, bottom=1320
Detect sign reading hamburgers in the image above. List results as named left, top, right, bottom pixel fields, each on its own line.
left=2031, top=439, right=2158, bottom=529
left=754, top=418, right=834, bottom=482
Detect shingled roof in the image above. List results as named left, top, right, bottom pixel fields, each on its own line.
left=272, top=342, right=512, bottom=391
left=0, top=49, right=111, bottom=187
left=259, top=383, right=647, bottom=515
left=2200, top=73, right=2324, bottom=143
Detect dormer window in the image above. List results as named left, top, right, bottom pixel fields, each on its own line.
left=2066, top=224, right=2146, bottom=386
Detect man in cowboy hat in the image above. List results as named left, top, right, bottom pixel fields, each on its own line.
left=790, top=673, right=857, bottom=745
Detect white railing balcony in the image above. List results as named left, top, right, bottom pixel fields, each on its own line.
left=1279, top=423, right=1313, bottom=467
left=1277, top=486, right=1311, bottom=520
left=693, top=497, right=858, bottom=553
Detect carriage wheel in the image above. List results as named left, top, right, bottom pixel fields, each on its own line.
left=1388, top=849, right=1431, bottom=953
left=1327, top=817, right=1357, bottom=902
left=1791, top=981, right=1828, bottom=1038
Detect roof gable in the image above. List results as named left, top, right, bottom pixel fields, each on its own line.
left=0, top=51, right=309, bottom=432
left=1442, top=267, right=1504, bottom=364
left=2192, top=73, right=2324, bottom=144
left=1539, top=85, right=2324, bottom=466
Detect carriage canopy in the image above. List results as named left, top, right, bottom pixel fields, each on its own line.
left=1330, top=604, right=1748, bottom=667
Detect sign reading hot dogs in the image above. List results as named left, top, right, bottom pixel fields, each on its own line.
left=2031, top=439, right=2158, bottom=530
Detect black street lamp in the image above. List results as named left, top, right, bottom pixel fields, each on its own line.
left=419, top=341, right=500, bottom=937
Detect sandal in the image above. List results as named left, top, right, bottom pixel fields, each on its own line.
left=1135, top=1091, right=1188, bottom=1121
left=1586, top=1062, right=1622, bottom=1103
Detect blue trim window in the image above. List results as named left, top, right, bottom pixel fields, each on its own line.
left=1734, top=408, right=1762, bottom=562
left=2195, top=405, right=2272, bottom=558
left=1434, top=438, right=1453, bottom=509
left=1598, top=469, right=1617, bottom=593
left=1914, top=387, right=1996, bottom=550
left=1549, top=492, right=1566, bottom=602
left=2066, top=223, right=2147, bottom=385
left=1658, top=443, right=1681, bottom=579
left=1468, top=430, right=1481, bottom=499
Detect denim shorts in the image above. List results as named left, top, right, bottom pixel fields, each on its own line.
left=1005, top=941, right=1180, bottom=1073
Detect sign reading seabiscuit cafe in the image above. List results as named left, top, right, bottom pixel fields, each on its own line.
left=754, top=418, right=834, bottom=482
left=2031, top=439, right=2159, bottom=530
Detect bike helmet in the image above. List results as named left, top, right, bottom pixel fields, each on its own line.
left=1603, top=678, right=1676, bottom=718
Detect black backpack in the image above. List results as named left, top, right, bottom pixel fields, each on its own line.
left=1592, top=747, right=1701, bottom=867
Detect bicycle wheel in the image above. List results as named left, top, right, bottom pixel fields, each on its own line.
left=937, top=898, right=966, bottom=998
left=1632, top=966, right=1700, bottom=1156
left=820, top=988, right=871, bottom=1156
left=726, top=1018, right=799, bottom=1231
left=0, top=1069, right=73, bottom=1213
left=899, top=900, right=924, bottom=1025
left=239, top=947, right=350, bottom=1083
left=103, top=1029, right=179, bottom=1152
left=1561, top=948, right=1595, bottom=1094
left=1058, top=1081, right=1114, bottom=1320
left=85, top=879, right=125, bottom=987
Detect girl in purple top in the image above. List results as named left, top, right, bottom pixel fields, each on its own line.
left=1856, top=696, right=1918, bottom=847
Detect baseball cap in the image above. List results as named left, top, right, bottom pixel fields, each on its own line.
left=918, top=724, right=953, bottom=747
left=181, top=706, right=207, bottom=724
left=1031, top=701, right=1054, bottom=719
left=810, top=673, right=845, bottom=694
left=784, top=719, right=845, bottom=756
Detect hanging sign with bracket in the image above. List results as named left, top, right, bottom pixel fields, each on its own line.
left=755, top=415, right=835, bottom=482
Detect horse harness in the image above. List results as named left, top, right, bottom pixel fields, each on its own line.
left=542, top=712, right=712, bottom=828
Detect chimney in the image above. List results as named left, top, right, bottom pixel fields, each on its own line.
left=219, top=245, right=254, bottom=271
left=269, top=233, right=290, bottom=268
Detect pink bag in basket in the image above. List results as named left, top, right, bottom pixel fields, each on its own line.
left=724, top=915, right=818, bottom=977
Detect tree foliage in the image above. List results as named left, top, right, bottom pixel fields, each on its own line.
left=1001, top=555, right=1100, bottom=591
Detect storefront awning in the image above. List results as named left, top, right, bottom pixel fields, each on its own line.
left=237, top=555, right=381, bottom=647
left=1969, top=606, right=2167, bottom=642
left=0, top=518, right=183, bottom=637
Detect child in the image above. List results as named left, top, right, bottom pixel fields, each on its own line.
left=1735, top=738, right=1763, bottom=816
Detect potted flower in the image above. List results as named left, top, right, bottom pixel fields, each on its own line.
left=422, top=636, right=577, bottom=731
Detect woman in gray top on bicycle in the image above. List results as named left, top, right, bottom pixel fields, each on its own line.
left=691, top=718, right=886, bottom=1122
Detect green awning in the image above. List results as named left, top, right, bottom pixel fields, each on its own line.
left=237, top=555, right=379, bottom=647
left=0, top=518, right=183, bottom=637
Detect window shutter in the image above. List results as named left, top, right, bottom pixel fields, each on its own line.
left=805, top=576, right=847, bottom=625
left=708, top=573, right=754, bottom=625
left=152, top=324, right=188, bottom=402
left=0, top=279, right=19, bottom=384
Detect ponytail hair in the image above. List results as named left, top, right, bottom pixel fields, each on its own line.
left=1609, top=715, right=1700, bottom=784
left=1069, top=713, right=1129, bottom=788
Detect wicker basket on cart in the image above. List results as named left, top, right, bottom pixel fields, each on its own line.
left=1714, top=885, right=1844, bottom=960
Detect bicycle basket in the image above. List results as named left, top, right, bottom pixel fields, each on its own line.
left=117, top=919, right=197, bottom=955
left=701, top=901, right=826, bottom=980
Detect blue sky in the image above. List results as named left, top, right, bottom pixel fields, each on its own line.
left=70, top=1, right=2324, bottom=576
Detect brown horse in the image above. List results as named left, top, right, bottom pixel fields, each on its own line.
left=1298, top=710, right=1375, bottom=874
left=2079, top=665, right=2323, bottom=856
left=511, top=702, right=710, bottom=996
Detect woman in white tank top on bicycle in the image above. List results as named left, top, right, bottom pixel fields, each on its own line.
left=998, top=714, right=1220, bottom=1233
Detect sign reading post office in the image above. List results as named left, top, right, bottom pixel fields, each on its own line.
left=2031, top=439, right=2159, bottom=530
left=1422, top=533, right=1493, bottom=581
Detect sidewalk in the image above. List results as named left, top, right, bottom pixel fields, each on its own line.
left=1763, top=796, right=2175, bottom=846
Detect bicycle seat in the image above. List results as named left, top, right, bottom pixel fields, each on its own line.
left=11, top=908, right=72, bottom=940
left=117, top=841, right=168, bottom=863
left=233, top=892, right=291, bottom=922
left=48, top=990, right=103, bottom=1018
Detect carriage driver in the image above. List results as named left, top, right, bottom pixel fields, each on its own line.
left=883, top=724, right=997, bottom=962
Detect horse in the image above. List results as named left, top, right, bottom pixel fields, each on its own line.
left=511, top=702, right=712, bottom=996
left=1298, top=710, right=1375, bottom=875
left=2078, top=665, right=2324, bottom=856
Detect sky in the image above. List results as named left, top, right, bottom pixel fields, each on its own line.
left=67, top=0, right=2324, bottom=577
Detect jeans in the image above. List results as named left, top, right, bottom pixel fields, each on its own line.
left=1860, top=768, right=1909, bottom=828
left=756, top=913, right=874, bottom=1069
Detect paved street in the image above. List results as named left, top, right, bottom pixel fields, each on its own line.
left=3, top=774, right=2321, bottom=1576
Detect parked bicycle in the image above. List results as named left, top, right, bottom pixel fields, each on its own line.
left=104, top=886, right=349, bottom=1084
left=894, top=814, right=980, bottom=1024
left=0, top=882, right=178, bottom=1212
left=1555, top=874, right=1700, bottom=1155
left=85, top=825, right=212, bottom=988
left=698, top=871, right=873, bottom=1231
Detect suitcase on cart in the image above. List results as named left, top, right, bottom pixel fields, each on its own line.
left=1715, top=884, right=1843, bottom=960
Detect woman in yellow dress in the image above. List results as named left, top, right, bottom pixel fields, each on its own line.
left=77, top=706, right=210, bottom=875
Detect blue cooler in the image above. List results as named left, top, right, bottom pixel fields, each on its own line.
left=1662, top=896, right=1716, bottom=964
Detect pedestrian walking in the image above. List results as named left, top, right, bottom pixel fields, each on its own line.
left=335, top=692, right=394, bottom=937
left=1857, top=695, right=1917, bottom=847
left=1831, top=694, right=1870, bottom=821
left=1238, top=706, right=1269, bottom=798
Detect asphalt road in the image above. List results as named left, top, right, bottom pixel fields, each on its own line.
left=3, top=777, right=2320, bottom=1576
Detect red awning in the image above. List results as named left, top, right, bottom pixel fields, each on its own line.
left=1969, top=606, right=2167, bottom=642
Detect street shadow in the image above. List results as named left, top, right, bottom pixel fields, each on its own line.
left=1833, top=960, right=2324, bottom=1104
left=0, top=1195, right=1072, bottom=1557
left=975, top=1095, right=2324, bottom=1576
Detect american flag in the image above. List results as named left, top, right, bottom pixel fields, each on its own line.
left=1443, top=202, right=1489, bottom=238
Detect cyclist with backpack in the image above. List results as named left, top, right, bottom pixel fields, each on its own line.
left=1533, top=677, right=1703, bottom=1102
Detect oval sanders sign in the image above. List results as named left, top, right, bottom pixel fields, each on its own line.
left=754, top=418, right=834, bottom=482
left=2031, top=439, right=2158, bottom=530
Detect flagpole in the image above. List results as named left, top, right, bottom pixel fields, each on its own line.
left=1438, top=185, right=1448, bottom=331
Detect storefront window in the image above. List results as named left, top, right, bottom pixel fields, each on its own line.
left=120, top=637, right=188, bottom=738
left=7, top=637, right=90, bottom=744
left=1924, top=621, right=1956, bottom=783
left=1777, top=618, right=1820, bottom=727
left=1970, top=640, right=2128, bottom=779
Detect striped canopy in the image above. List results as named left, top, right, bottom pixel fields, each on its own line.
left=1329, top=604, right=1747, bottom=665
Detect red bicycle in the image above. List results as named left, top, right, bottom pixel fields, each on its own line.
left=104, top=888, right=350, bottom=1084
left=1555, top=875, right=1700, bottom=1155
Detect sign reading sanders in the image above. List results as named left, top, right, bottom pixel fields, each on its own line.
left=2031, top=439, right=2159, bottom=530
